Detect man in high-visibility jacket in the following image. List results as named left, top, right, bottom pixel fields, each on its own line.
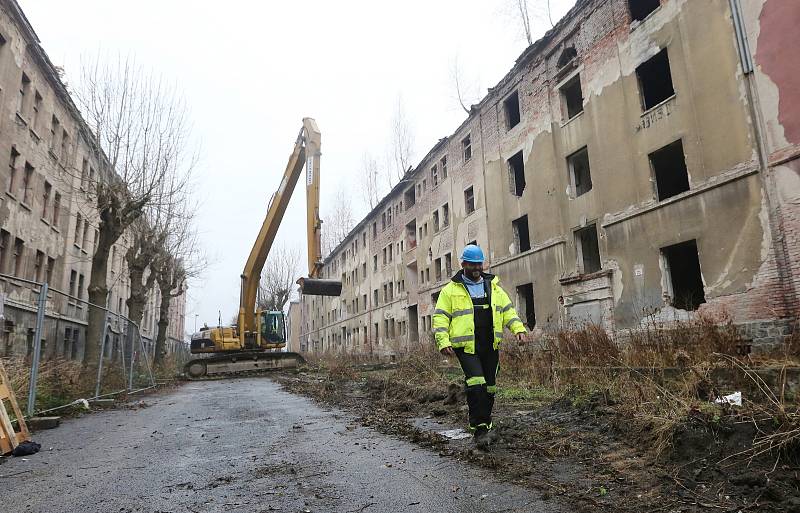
left=433, top=244, right=527, bottom=447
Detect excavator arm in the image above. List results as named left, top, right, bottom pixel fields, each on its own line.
left=238, top=118, right=340, bottom=347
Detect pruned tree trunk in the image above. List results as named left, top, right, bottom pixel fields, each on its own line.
left=153, top=255, right=186, bottom=367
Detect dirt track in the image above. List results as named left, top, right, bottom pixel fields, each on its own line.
left=0, top=378, right=563, bottom=512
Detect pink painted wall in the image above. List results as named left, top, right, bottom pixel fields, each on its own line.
left=756, top=0, right=800, bottom=148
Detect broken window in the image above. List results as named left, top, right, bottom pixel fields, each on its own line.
left=8, top=146, right=18, bottom=194
left=567, top=147, right=592, bottom=197
left=442, top=203, right=450, bottom=227
left=433, top=210, right=440, bottom=232
left=435, top=257, right=442, bottom=281
left=662, top=240, right=706, bottom=311
left=32, top=91, right=42, bottom=129
left=373, top=254, right=377, bottom=272
left=636, top=48, right=675, bottom=110
left=557, top=46, right=577, bottom=69
left=462, top=134, right=472, bottom=162
left=18, top=72, right=30, bottom=115
left=52, top=192, right=60, bottom=227
left=372, top=222, right=377, bottom=239
left=381, top=212, right=386, bottom=231
left=431, top=164, right=438, bottom=187
left=445, top=253, right=453, bottom=276
left=575, top=224, right=601, bottom=274
left=49, top=115, right=60, bottom=151
left=507, top=150, right=525, bottom=196
left=516, top=283, right=535, bottom=328
left=440, top=156, right=448, bottom=179
left=404, top=187, right=416, bottom=208
left=629, top=0, right=660, bottom=22
left=512, top=215, right=531, bottom=253
left=0, top=230, right=8, bottom=273
left=46, top=256, right=54, bottom=283
left=12, top=238, right=24, bottom=277
left=42, top=181, right=51, bottom=220
left=560, top=74, right=584, bottom=120
left=22, top=162, right=33, bottom=204
left=504, top=90, right=521, bottom=130
left=34, top=250, right=44, bottom=282
left=464, top=186, right=475, bottom=215
left=406, top=219, right=417, bottom=249
left=650, top=139, right=690, bottom=200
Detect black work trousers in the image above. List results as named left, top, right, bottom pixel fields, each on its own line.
left=454, top=331, right=499, bottom=430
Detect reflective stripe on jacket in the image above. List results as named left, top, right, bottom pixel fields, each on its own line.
left=432, top=271, right=526, bottom=354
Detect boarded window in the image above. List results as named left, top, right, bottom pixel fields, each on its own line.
left=512, top=215, right=531, bottom=253
left=504, top=90, right=521, bottom=129
left=629, top=0, right=660, bottom=22
left=650, top=139, right=690, bottom=200
left=662, top=240, right=706, bottom=311
left=507, top=151, right=525, bottom=196
left=576, top=224, right=601, bottom=274
left=567, top=147, right=592, bottom=197
left=560, top=74, right=584, bottom=119
left=636, top=48, right=674, bottom=110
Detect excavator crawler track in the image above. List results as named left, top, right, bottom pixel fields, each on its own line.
left=183, top=351, right=305, bottom=380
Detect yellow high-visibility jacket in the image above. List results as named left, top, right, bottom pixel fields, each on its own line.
left=433, top=271, right=526, bottom=354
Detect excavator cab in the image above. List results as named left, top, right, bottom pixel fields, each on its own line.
left=259, top=310, right=286, bottom=346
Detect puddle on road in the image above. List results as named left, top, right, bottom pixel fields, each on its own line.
left=412, top=417, right=471, bottom=440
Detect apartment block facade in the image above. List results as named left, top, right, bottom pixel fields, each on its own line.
left=0, top=0, right=187, bottom=360
left=297, top=0, right=799, bottom=356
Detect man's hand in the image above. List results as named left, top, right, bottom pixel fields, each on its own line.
left=440, top=346, right=455, bottom=357
left=515, top=332, right=527, bottom=345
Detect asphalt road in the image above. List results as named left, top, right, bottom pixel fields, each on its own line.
left=0, top=378, right=563, bottom=512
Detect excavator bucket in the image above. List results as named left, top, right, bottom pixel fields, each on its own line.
left=297, top=277, right=343, bottom=296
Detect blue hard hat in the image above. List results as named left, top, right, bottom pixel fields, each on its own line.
left=461, top=244, right=484, bottom=263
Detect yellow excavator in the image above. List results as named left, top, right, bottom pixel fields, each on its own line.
left=185, top=118, right=341, bottom=378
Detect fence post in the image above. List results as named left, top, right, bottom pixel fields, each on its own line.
left=26, top=282, right=48, bottom=417
left=94, top=302, right=110, bottom=398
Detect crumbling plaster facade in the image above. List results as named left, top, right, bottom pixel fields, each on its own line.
left=0, top=0, right=187, bottom=360
left=297, top=0, right=799, bottom=355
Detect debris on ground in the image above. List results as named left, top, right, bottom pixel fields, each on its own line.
left=11, top=441, right=41, bottom=457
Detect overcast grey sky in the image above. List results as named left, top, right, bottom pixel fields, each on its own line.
left=19, top=0, right=574, bottom=333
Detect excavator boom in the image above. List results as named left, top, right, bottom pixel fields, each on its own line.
left=185, top=118, right=341, bottom=378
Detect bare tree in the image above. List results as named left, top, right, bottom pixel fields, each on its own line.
left=322, top=188, right=356, bottom=256
left=387, top=96, right=414, bottom=186
left=75, top=55, right=196, bottom=374
left=153, top=254, right=187, bottom=366
left=257, top=245, right=301, bottom=312
left=505, top=0, right=554, bottom=47
left=360, top=152, right=382, bottom=211
left=450, top=55, right=481, bottom=115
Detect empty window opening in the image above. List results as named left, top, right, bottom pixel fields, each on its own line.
left=512, top=215, right=531, bottom=253
left=404, top=187, right=416, bottom=208
left=406, top=220, right=417, bottom=249
left=576, top=224, right=601, bottom=274
left=504, top=90, right=521, bottom=130
left=435, top=257, right=442, bottom=281
left=431, top=164, right=439, bottom=187
left=462, top=134, right=472, bottom=162
left=464, top=186, right=475, bottom=215
left=567, top=147, right=592, bottom=197
left=557, top=46, right=577, bottom=69
left=636, top=48, right=674, bottom=110
left=442, top=203, right=450, bottom=227
left=440, top=156, right=448, bottom=179
left=629, top=0, right=660, bottom=22
left=650, top=139, right=690, bottom=200
left=662, top=240, right=706, bottom=311
left=561, top=74, right=584, bottom=120
left=433, top=210, right=440, bottom=232
left=516, top=283, right=536, bottom=328
left=507, top=150, right=525, bottom=196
